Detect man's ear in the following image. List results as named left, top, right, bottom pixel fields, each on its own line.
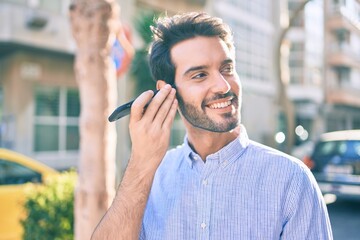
left=156, top=80, right=167, bottom=90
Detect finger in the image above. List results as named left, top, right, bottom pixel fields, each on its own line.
left=153, top=88, right=176, bottom=124
left=130, top=90, right=154, bottom=122
left=162, top=98, right=178, bottom=129
left=145, top=84, right=172, bottom=120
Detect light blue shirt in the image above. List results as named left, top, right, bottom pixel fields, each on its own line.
left=140, top=126, right=333, bottom=239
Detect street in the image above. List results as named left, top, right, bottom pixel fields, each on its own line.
left=327, top=198, right=360, bottom=240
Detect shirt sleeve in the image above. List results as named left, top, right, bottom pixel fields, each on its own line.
left=280, top=167, right=333, bottom=240
left=139, top=222, right=146, bottom=240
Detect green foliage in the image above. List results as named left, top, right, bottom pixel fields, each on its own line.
left=21, top=170, right=77, bottom=240
left=134, top=11, right=155, bottom=44
left=130, top=48, right=154, bottom=95
left=130, top=10, right=159, bottom=95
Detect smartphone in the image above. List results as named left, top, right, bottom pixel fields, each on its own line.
left=108, top=89, right=159, bottom=122
left=109, top=84, right=176, bottom=122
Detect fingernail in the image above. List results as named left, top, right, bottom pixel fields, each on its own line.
left=164, top=84, right=171, bottom=89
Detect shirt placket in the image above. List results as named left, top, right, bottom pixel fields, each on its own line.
left=196, top=163, right=214, bottom=240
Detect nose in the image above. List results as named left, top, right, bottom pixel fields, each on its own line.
left=211, top=72, right=231, bottom=94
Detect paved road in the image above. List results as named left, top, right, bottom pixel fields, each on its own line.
left=327, top=198, right=360, bottom=240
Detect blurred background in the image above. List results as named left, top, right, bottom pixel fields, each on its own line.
left=1, top=0, right=360, bottom=170
left=0, top=0, right=359, bottom=239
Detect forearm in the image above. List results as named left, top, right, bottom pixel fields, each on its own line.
left=91, top=85, right=177, bottom=239
left=91, top=158, right=156, bottom=240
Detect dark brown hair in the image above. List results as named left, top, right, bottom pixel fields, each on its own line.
left=149, top=12, right=234, bottom=85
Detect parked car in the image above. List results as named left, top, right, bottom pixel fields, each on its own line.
left=303, top=130, right=360, bottom=200
left=0, top=148, right=58, bottom=240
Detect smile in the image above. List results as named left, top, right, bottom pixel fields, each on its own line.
left=208, top=100, right=232, bottom=109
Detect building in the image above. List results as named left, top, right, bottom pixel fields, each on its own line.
left=324, top=0, right=360, bottom=131
left=6, top=0, right=358, bottom=172
left=208, top=0, right=280, bottom=146
left=282, top=0, right=360, bottom=149
left=0, top=0, right=78, bottom=170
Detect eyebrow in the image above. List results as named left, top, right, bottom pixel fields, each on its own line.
left=183, top=58, right=234, bottom=76
left=183, top=65, right=208, bottom=76
left=222, top=58, right=234, bottom=66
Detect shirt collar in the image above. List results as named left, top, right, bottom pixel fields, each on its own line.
left=183, top=124, right=250, bottom=168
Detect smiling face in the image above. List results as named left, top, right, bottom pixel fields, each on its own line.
left=171, top=36, right=242, bottom=133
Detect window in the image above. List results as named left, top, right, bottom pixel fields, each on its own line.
left=313, top=140, right=360, bottom=159
left=353, top=118, right=360, bottom=129
left=290, top=68, right=304, bottom=84
left=291, top=42, right=304, bottom=52
left=333, top=0, right=346, bottom=7
left=0, top=86, right=3, bottom=122
left=0, top=159, right=41, bottom=185
left=334, top=29, right=350, bottom=46
left=231, top=21, right=272, bottom=82
left=3, top=0, right=63, bottom=13
left=291, top=14, right=305, bottom=27
left=33, top=87, right=80, bottom=153
left=38, top=0, right=62, bottom=13
left=2, top=0, right=27, bottom=4
left=327, top=116, right=346, bottom=131
left=289, top=58, right=304, bottom=68
left=288, top=1, right=299, bottom=11
left=334, top=66, right=350, bottom=85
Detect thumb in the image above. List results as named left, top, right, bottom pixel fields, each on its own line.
left=130, top=90, right=155, bottom=122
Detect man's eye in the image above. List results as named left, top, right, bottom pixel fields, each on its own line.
left=192, top=73, right=207, bottom=79
left=222, top=65, right=234, bottom=74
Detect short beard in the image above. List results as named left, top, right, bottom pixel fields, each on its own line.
left=176, top=91, right=240, bottom=133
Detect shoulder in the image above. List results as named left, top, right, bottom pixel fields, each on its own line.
left=155, top=144, right=187, bottom=174
left=247, top=140, right=308, bottom=169
left=246, top=141, right=322, bottom=202
left=245, top=140, right=316, bottom=184
left=246, top=141, right=323, bottom=204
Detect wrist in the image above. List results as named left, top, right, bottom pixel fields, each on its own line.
left=129, top=151, right=163, bottom=173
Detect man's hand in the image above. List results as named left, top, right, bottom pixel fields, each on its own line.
left=129, top=84, right=177, bottom=172
left=91, top=84, right=177, bottom=240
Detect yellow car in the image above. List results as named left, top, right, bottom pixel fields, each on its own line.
left=0, top=148, right=58, bottom=240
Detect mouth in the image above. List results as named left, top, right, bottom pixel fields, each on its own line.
left=207, top=97, right=233, bottom=109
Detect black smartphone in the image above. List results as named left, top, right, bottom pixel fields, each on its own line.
left=109, top=84, right=176, bottom=122
left=108, top=89, right=159, bottom=122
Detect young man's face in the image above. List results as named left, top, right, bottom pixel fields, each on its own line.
left=171, top=36, right=242, bottom=133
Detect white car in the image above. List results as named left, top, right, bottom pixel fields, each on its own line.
left=304, top=130, right=360, bottom=199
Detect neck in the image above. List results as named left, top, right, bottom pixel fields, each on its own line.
left=186, top=125, right=241, bottom=161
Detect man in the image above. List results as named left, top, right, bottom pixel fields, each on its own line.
left=92, top=12, right=333, bottom=239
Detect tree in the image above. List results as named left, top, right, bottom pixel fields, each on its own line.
left=275, top=0, right=312, bottom=153
left=69, top=0, right=120, bottom=239
left=130, top=11, right=158, bottom=95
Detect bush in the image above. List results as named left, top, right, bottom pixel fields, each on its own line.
left=21, top=170, right=77, bottom=240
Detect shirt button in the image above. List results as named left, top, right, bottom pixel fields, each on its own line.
left=192, top=154, right=199, bottom=161
left=202, top=179, right=208, bottom=185
left=201, top=223, right=206, bottom=229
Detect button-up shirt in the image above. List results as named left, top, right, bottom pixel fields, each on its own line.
left=140, top=126, right=333, bottom=239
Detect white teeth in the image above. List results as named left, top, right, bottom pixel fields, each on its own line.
left=209, top=100, right=232, bottom=109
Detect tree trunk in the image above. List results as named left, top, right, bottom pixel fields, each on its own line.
left=69, top=1, right=119, bottom=239
left=275, top=0, right=311, bottom=153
